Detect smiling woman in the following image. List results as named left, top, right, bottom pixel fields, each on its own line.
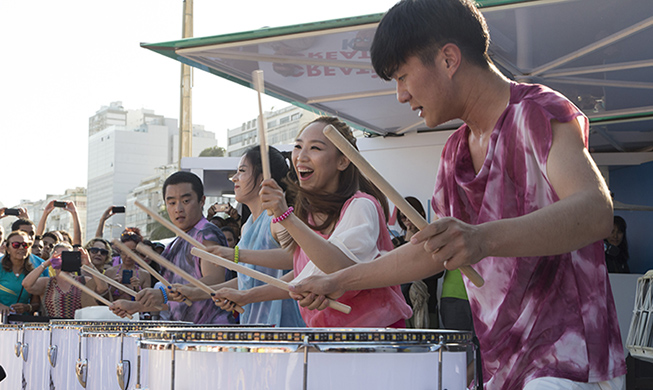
left=0, top=230, right=39, bottom=315
left=209, top=116, right=412, bottom=328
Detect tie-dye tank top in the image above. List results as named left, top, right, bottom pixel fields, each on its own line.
left=432, top=82, right=626, bottom=389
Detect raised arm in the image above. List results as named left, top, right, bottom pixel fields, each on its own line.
left=95, top=206, right=117, bottom=238
left=36, top=201, right=56, bottom=237
left=64, top=201, right=82, bottom=246
left=22, top=261, right=51, bottom=296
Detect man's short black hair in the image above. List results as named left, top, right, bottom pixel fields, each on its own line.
left=11, top=218, right=34, bottom=232
left=163, top=171, right=204, bottom=200
left=371, top=0, right=491, bottom=81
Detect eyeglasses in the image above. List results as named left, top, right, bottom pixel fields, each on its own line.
left=88, top=247, right=109, bottom=256
left=9, top=242, right=31, bottom=249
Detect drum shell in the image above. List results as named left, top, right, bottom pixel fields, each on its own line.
left=79, top=321, right=192, bottom=390
left=49, top=320, right=136, bottom=390
left=21, top=323, right=51, bottom=390
left=0, top=324, right=22, bottom=389
left=141, top=327, right=473, bottom=390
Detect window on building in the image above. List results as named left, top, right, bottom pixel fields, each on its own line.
left=279, top=116, right=290, bottom=124
left=267, top=120, right=277, bottom=128
left=291, top=113, right=301, bottom=121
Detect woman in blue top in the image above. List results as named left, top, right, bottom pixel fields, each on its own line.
left=0, top=231, right=39, bottom=315
left=174, top=146, right=304, bottom=327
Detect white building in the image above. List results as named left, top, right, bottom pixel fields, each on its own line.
left=226, top=106, right=319, bottom=157
left=86, top=102, right=218, bottom=240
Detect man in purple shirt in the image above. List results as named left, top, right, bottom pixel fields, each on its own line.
left=111, top=171, right=234, bottom=324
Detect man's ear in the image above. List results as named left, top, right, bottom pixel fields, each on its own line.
left=199, top=195, right=206, bottom=209
left=337, top=155, right=351, bottom=172
left=441, top=43, right=462, bottom=77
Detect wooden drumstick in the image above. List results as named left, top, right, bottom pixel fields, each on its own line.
left=111, top=240, right=193, bottom=307
left=191, top=247, right=352, bottom=315
left=323, top=124, right=485, bottom=288
left=253, top=70, right=273, bottom=216
left=81, top=265, right=164, bottom=311
left=58, top=272, right=133, bottom=319
left=134, top=200, right=206, bottom=250
left=137, top=243, right=244, bottom=314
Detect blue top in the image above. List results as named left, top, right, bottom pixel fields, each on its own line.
left=0, top=268, right=29, bottom=308
left=238, top=211, right=305, bottom=327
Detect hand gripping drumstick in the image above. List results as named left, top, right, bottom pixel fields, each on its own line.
left=58, top=272, right=133, bottom=319
left=111, top=240, right=193, bottom=307
left=323, top=125, right=485, bottom=288
left=81, top=265, right=164, bottom=311
left=191, top=247, right=352, bottom=314
left=252, top=70, right=273, bottom=216
left=137, top=243, right=244, bottom=314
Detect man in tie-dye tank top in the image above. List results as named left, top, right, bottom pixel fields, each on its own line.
left=291, top=1, right=627, bottom=389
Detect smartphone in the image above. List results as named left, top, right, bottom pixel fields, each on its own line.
left=112, top=206, right=126, bottom=214
left=53, top=201, right=66, bottom=208
left=215, top=203, right=229, bottom=212
left=61, top=251, right=82, bottom=273
left=5, top=208, right=20, bottom=216
left=121, top=269, right=134, bottom=284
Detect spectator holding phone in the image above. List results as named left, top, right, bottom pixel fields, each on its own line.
left=104, top=228, right=151, bottom=300
left=1, top=231, right=40, bottom=315
left=0, top=207, right=29, bottom=221
left=23, top=243, right=109, bottom=318
left=36, top=200, right=82, bottom=246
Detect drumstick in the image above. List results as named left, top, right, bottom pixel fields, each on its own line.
left=134, top=200, right=206, bottom=250
left=323, top=125, right=485, bottom=288
left=191, top=247, right=352, bottom=315
left=253, top=70, right=273, bottom=216
left=137, top=243, right=244, bottom=314
left=58, top=272, right=133, bottom=319
left=81, top=265, right=164, bottom=311
left=111, top=240, right=193, bottom=307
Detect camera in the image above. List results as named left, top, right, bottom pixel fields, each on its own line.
left=112, top=206, right=126, bottom=214
left=53, top=201, right=67, bottom=208
left=4, top=209, right=20, bottom=216
left=61, top=251, right=82, bottom=273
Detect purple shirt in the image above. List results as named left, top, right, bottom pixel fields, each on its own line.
left=433, top=82, right=626, bottom=389
left=162, top=217, right=235, bottom=324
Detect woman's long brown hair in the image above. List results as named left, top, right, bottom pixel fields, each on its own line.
left=285, top=116, right=389, bottom=232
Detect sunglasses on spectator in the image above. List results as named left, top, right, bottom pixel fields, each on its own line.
left=88, top=247, right=109, bottom=256
left=120, top=232, right=142, bottom=243
left=10, top=242, right=31, bottom=249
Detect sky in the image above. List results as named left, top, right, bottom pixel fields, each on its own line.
left=0, top=0, right=399, bottom=208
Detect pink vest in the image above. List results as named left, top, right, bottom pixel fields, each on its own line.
left=294, top=192, right=412, bottom=327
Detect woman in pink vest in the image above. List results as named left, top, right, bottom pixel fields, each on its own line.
left=211, top=116, right=411, bottom=327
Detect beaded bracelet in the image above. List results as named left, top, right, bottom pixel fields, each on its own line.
left=158, top=285, right=169, bottom=305
left=233, top=246, right=239, bottom=264
left=272, top=206, right=294, bottom=224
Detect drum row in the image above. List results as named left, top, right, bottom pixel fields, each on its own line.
left=0, top=321, right=473, bottom=390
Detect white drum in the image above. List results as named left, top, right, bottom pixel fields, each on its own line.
left=141, top=327, right=474, bottom=390
left=21, top=323, right=51, bottom=390
left=78, top=321, right=191, bottom=390
left=627, top=270, right=653, bottom=363
left=49, top=320, right=129, bottom=390
left=0, top=324, right=23, bottom=389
